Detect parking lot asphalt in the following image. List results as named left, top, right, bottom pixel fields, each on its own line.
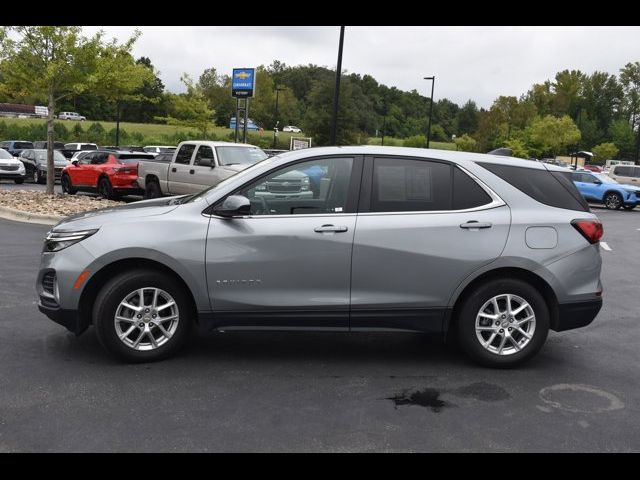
left=0, top=207, right=639, bottom=452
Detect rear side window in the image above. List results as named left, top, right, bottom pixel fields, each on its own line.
left=371, top=158, right=452, bottom=212
left=614, top=166, right=633, bottom=176
left=478, top=163, right=589, bottom=212
left=175, top=144, right=195, bottom=165
left=453, top=167, right=492, bottom=210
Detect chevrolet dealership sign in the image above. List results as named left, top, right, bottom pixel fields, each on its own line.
left=231, top=68, right=256, bottom=98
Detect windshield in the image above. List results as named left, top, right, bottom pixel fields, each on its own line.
left=185, top=155, right=276, bottom=203
left=15, top=142, right=33, bottom=150
left=216, top=146, right=268, bottom=166
left=34, top=150, right=67, bottom=162
left=597, top=175, right=618, bottom=184
left=0, top=149, right=13, bottom=159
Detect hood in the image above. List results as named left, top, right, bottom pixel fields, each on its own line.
left=53, top=196, right=185, bottom=231
left=219, top=163, right=252, bottom=173
left=0, top=157, right=23, bottom=167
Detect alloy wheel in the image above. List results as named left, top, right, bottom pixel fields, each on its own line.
left=114, top=287, right=180, bottom=351
left=475, top=293, right=536, bottom=356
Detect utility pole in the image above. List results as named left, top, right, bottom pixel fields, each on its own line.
left=424, top=76, right=435, bottom=148
left=330, top=26, right=345, bottom=146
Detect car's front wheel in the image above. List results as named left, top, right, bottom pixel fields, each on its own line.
left=604, top=192, right=623, bottom=210
left=456, top=278, right=549, bottom=368
left=14, top=178, right=24, bottom=184
left=93, top=269, right=193, bottom=362
left=61, top=174, right=77, bottom=194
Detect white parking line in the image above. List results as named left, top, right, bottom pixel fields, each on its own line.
left=601, top=242, right=612, bottom=251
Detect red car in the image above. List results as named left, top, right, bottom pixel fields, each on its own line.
left=583, top=164, right=604, bottom=173
left=61, top=150, right=154, bottom=199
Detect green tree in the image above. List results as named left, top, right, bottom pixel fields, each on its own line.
left=503, top=138, right=529, bottom=159
left=120, top=57, right=168, bottom=123
left=526, top=115, right=581, bottom=157
left=609, top=119, right=636, bottom=160
left=160, top=74, right=214, bottom=136
left=454, top=134, right=477, bottom=152
left=457, top=100, right=479, bottom=135
left=592, top=142, right=619, bottom=162
left=90, top=33, right=156, bottom=145
left=0, top=26, right=104, bottom=194
left=619, top=62, right=640, bottom=161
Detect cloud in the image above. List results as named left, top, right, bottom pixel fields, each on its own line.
left=83, top=25, right=640, bottom=108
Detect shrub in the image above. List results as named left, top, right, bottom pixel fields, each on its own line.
left=403, top=135, right=427, bottom=148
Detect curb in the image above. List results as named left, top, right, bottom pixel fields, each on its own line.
left=0, top=205, right=63, bottom=225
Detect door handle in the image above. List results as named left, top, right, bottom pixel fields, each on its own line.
left=314, top=224, right=348, bottom=233
left=171, top=167, right=177, bottom=173
left=460, top=221, right=492, bottom=229
left=189, top=169, right=195, bottom=174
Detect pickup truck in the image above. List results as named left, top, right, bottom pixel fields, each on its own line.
left=137, top=140, right=269, bottom=199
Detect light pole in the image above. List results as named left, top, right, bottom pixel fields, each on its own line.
left=424, top=76, right=435, bottom=148
left=330, top=26, right=345, bottom=146
left=273, top=86, right=284, bottom=149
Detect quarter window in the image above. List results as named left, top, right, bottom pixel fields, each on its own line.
left=175, top=144, right=195, bottom=165
left=453, top=167, right=492, bottom=209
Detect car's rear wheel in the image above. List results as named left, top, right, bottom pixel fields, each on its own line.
left=456, top=278, right=549, bottom=368
left=93, top=269, right=193, bottom=362
left=14, top=178, right=24, bottom=184
left=61, top=174, right=77, bottom=194
left=623, top=205, right=636, bottom=211
left=36, top=169, right=46, bottom=184
left=144, top=179, right=162, bottom=199
left=98, top=177, right=117, bottom=200
left=604, top=192, right=623, bottom=210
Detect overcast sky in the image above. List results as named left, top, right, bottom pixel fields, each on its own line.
left=83, top=26, right=640, bottom=108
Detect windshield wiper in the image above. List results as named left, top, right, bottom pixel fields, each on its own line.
left=168, top=194, right=192, bottom=205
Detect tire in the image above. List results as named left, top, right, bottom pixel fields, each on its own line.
left=98, top=177, right=115, bottom=200
left=144, top=179, right=162, bottom=199
left=93, top=269, right=194, bottom=363
left=14, top=178, right=24, bottom=184
left=623, top=205, right=636, bottom=211
left=61, top=174, right=77, bottom=194
left=604, top=192, right=623, bottom=210
left=456, top=278, right=550, bottom=368
left=36, top=169, right=45, bottom=185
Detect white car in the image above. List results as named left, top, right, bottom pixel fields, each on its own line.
left=282, top=125, right=302, bottom=133
left=58, top=111, right=86, bottom=121
left=64, top=143, right=98, bottom=151
left=0, top=148, right=26, bottom=183
left=143, top=146, right=177, bottom=155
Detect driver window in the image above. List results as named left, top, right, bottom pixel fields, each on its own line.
left=194, top=145, right=214, bottom=166
left=239, top=157, right=354, bottom=216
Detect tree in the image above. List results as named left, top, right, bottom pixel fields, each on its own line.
left=160, top=74, right=214, bottom=136
left=120, top=57, right=167, bottom=123
left=592, top=142, right=619, bottom=162
left=454, top=134, right=477, bottom=152
left=619, top=62, right=640, bottom=161
left=609, top=119, right=636, bottom=160
left=90, top=33, right=156, bottom=146
left=0, top=26, right=104, bottom=194
left=526, top=115, right=581, bottom=157
left=457, top=100, right=479, bottom=135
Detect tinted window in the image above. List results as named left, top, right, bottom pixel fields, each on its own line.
left=175, top=144, right=195, bottom=165
left=15, top=142, right=33, bottom=150
left=479, top=163, right=589, bottom=212
left=239, top=157, right=354, bottom=216
left=91, top=153, right=108, bottom=165
left=79, top=153, right=93, bottom=164
left=117, top=153, right=154, bottom=163
left=154, top=153, right=173, bottom=163
left=80, top=144, right=97, bottom=151
left=371, top=158, right=452, bottom=212
left=614, top=166, right=633, bottom=176
left=453, top=167, right=492, bottom=210
left=216, top=146, right=268, bottom=166
left=194, top=145, right=214, bottom=166
left=633, top=167, right=640, bottom=178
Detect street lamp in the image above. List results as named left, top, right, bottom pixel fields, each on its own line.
left=330, top=26, right=346, bottom=146
left=424, top=76, right=435, bottom=148
left=273, top=86, right=285, bottom=149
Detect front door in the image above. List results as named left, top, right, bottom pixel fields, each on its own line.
left=350, top=156, right=510, bottom=332
left=191, top=144, right=225, bottom=192
left=168, top=144, right=196, bottom=195
left=205, top=156, right=362, bottom=329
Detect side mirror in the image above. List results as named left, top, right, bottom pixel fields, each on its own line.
left=71, top=160, right=78, bottom=166
left=593, top=180, right=602, bottom=185
left=198, top=157, right=214, bottom=167
left=213, top=195, right=251, bottom=218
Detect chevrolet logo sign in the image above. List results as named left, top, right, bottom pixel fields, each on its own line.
left=235, top=72, right=251, bottom=79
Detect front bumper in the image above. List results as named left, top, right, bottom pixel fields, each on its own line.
left=38, top=303, right=87, bottom=335
left=0, top=171, right=26, bottom=179
left=552, top=299, right=602, bottom=332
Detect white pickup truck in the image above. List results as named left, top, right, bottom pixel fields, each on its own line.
left=137, top=140, right=269, bottom=198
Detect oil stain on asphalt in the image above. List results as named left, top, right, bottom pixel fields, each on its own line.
left=386, top=382, right=510, bottom=412
left=387, top=388, right=450, bottom=412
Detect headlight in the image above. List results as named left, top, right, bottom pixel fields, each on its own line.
left=301, top=177, right=310, bottom=191
left=44, top=229, right=98, bottom=252
left=624, top=189, right=638, bottom=196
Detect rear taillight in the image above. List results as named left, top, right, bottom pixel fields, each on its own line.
left=112, top=166, right=136, bottom=175
left=571, top=219, right=603, bottom=244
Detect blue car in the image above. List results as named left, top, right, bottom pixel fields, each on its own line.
left=229, top=117, right=260, bottom=131
left=571, top=171, right=640, bottom=210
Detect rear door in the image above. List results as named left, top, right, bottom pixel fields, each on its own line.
left=350, top=156, right=510, bottom=332
left=168, top=144, right=196, bottom=195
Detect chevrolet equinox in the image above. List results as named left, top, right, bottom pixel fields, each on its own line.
left=37, top=146, right=603, bottom=367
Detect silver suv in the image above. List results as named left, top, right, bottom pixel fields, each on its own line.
left=37, top=147, right=604, bottom=367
